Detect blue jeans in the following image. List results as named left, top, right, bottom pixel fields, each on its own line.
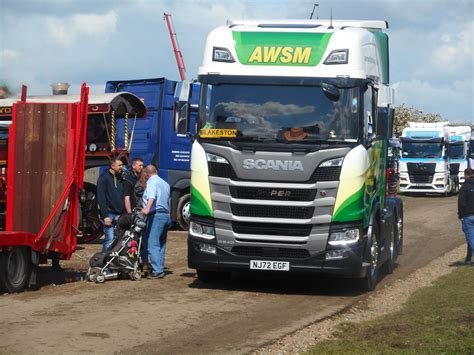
left=142, top=213, right=171, bottom=274
left=462, top=215, right=474, bottom=262
left=101, top=212, right=120, bottom=252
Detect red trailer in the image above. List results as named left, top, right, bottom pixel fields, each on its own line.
left=0, top=84, right=147, bottom=292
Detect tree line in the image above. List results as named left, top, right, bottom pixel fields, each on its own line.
left=393, top=105, right=473, bottom=137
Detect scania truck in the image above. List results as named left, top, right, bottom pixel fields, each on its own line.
left=399, top=122, right=454, bottom=194
left=447, top=125, right=471, bottom=186
left=186, top=19, right=403, bottom=291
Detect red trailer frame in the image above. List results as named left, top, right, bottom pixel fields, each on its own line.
left=0, top=84, right=89, bottom=292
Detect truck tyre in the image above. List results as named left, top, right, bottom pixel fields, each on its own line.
left=196, top=269, right=231, bottom=283
left=382, top=227, right=397, bottom=275
left=176, top=193, right=191, bottom=231
left=78, top=182, right=103, bottom=244
left=0, top=246, right=31, bottom=293
left=359, top=223, right=380, bottom=292
left=395, top=211, right=404, bottom=256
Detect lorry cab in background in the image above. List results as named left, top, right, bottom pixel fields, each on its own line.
left=447, top=126, right=471, bottom=186
left=105, top=78, right=200, bottom=230
left=470, top=129, right=474, bottom=169
left=399, top=122, right=454, bottom=195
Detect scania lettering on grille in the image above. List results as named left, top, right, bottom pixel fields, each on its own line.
left=242, top=159, right=304, bottom=171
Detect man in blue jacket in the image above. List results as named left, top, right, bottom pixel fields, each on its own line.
left=141, top=165, right=171, bottom=279
left=97, top=158, right=125, bottom=252
left=459, top=168, right=474, bottom=265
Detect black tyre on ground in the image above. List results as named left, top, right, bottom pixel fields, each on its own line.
left=0, top=246, right=31, bottom=293
left=359, top=223, right=380, bottom=292
left=176, top=193, right=191, bottom=231
left=395, top=210, right=404, bottom=256
left=77, top=182, right=103, bottom=244
left=196, top=269, right=231, bottom=283
left=382, top=227, right=397, bottom=275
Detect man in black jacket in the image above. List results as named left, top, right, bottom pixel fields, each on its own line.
left=458, top=168, right=474, bottom=265
left=97, top=158, right=125, bottom=252
left=124, top=157, right=144, bottom=213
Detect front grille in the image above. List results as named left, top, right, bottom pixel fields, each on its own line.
left=229, top=186, right=316, bottom=201
left=449, top=163, right=460, bottom=175
left=409, top=185, right=433, bottom=190
left=409, top=174, right=433, bottom=183
left=231, top=246, right=310, bottom=259
left=231, top=204, right=314, bottom=219
left=407, top=162, right=436, bottom=175
left=232, top=221, right=312, bottom=236
left=310, top=166, right=341, bottom=182
left=208, top=162, right=238, bottom=179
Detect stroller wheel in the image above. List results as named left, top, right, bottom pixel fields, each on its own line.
left=86, top=267, right=100, bottom=282
left=130, top=271, right=141, bottom=281
left=95, top=274, right=106, bottom=283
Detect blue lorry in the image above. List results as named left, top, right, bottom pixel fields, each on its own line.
left=105, top=78, right=200, bottom=230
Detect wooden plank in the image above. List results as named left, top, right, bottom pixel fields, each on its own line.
left=10, top=103, right=71, bottom=237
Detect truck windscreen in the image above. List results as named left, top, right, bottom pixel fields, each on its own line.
left=448, top=144, right=464, bottom=159
left=402, top=142, right=442, bottom=158
left=199, top=83, right=360, bottom=142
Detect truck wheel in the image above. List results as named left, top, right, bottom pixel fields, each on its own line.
left=196, top=269, right=230, bottom=283
left=396, top=212, right=404, bottom=255
left=78, top=182, right=103, bottom=244
left=382, top=229, right=397, bottom=275
left=176, top=193, right=191, bottom=231
left=359, top=224, right=380, bottom=292
left=0, top=246, right=31, bottom=293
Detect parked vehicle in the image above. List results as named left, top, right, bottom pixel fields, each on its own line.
left=399, top=122, right=454, bottom=195
left=447, top=126, right=471, bottom=187
left=105, top=78, right=200, bottom=230
left=187, top=19, right=403, bottom=291
left=0, top=84, right=89, bottom=292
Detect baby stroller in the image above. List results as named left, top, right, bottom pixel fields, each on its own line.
left=86, top=209, right=147, bottom=283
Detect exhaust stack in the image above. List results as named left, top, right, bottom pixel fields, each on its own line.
left=51, top=83, right=70, bottom=95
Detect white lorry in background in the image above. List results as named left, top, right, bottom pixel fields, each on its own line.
left=399, top=122, right=455, bottom=195
left=447, top=126, right=471, bottom=186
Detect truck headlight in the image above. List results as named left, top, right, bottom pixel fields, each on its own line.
left=206, top=152, right=229, bottom=164
left=190, top=221, right=215, bottom=239
left=328, top=228, right=359, bottom=246
left=324, top=49, right=349, bottom=65
left=213, top=47, right=235, bottom=63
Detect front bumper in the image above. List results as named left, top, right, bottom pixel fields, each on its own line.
left=188, top=236, right=368, bottom=278
left=399, top=172, right=448, bottom=193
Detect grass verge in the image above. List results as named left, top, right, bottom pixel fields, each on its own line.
left=307, top=266, right=474, bottom=354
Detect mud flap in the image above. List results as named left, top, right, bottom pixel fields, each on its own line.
left=29, top=250, right=40, bottom=287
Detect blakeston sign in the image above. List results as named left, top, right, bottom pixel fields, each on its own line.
left=233, top=31, right=332, bottom=66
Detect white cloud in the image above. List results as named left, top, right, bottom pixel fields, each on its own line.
left=46, top=10, right=118, bottom=45
left=1, top=49, right=20, bottom=61
left=393, top=79, right=474, bottom=123
left=390, top=20, right=473, bottom=83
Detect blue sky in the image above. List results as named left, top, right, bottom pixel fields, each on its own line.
left=0, top=0, right=472, bottom=123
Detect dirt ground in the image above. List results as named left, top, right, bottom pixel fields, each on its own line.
left=0, top=195, right=465, bottom=354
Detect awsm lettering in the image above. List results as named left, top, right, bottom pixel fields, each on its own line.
left=248, top=46, right=312, bottom=64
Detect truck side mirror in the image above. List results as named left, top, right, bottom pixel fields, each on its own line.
left=174, top=81, right=191, bottom=134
